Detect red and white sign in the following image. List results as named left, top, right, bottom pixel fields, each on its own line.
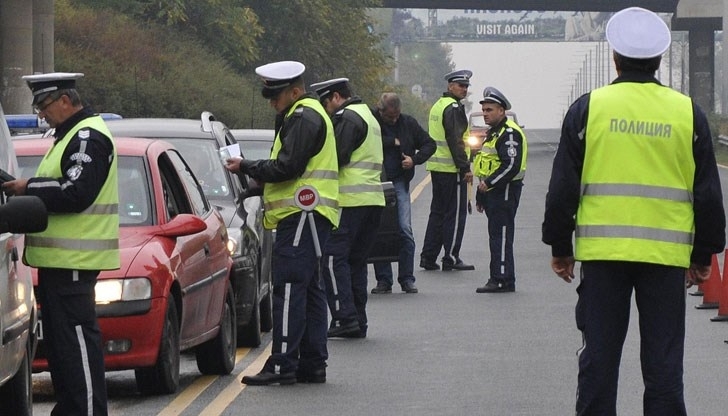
left=294, top=185, right=319, bottom=211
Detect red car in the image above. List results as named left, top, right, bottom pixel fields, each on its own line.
left=13, top=137, right=236, bottom=395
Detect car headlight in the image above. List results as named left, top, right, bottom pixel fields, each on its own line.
left=467, top=135, right=480, bottom=147
left=226, top=227, right=243, bottom=257
left=95, top=278, right=152, bottom=304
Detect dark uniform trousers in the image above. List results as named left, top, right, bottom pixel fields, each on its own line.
left=36, top=268, right=108, bottom=416
left=323, top=205, right=383, bottom=334
left=482, top=180, right=522, bottom=286
left=575, top=261, right=687, bottom=416
left=421, top=171, right=468, bottom=265
left=265, top=211, right=332, bottom=375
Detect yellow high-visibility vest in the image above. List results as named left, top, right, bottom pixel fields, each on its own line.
left=338, top=103, right=384, bottom=207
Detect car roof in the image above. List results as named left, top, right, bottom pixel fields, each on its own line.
left=230, top=129, right=274, bottom=141
left=106, top=118, right=220, bottom=140
left=12, top=136, right=174, bottom=157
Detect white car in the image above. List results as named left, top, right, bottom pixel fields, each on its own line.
left=0, top=103, right=48, bottom=415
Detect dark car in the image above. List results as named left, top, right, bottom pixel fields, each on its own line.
left=230, top=128, right=401, bottom=264
left=14, top=137, right=237, bottom=395
left=106, top=113, right=272, bottom=347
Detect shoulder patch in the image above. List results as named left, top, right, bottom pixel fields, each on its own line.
left=506, top=127, right=513, bottom=132
left=70, top=152, right=93, bottom=164
left=78, top=129, right=90, bottom=139
left=293, top=108, right=304, bottom=115
left=452, top=103, right=460, bottom=108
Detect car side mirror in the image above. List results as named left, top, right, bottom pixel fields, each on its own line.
left=0, top=196, right=48, bottom=234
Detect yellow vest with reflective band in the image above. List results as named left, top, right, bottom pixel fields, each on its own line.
left=263, top=97, right=339, bottom=229
left=338, top=103, right=385, bottom=207
left=576, top=82, right=695, bottom=267
left=472, top=119, right=527, bottom=180
left=426, top=96, right=469, bottom=172
left=25, top=115, right=120, bottom=270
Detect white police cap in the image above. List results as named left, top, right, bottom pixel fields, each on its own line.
left=606, top=7, right=671, bottom=59
left=444, top=69, right=473, bottom=85
left=479, top=86, right=511, bottom=110
left=22, top=72, right=84, bottom=105
left=255, top=61, right=306, bottom=99
left=310, top=78, right=350, bottom=101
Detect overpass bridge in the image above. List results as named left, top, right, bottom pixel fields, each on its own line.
left=0, top=0, right=725, bottom=113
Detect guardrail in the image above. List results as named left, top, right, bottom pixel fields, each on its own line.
left=719, top=135, right=728, bottom=147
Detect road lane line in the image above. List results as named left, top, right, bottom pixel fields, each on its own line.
left=411, top=173, right=431, bottom=203
left=156, top=348, right=251, bottom=416
left=199, top=343, right=272, bottom=416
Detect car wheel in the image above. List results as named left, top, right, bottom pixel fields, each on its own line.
left=0, top=335, right=33, bottom=416
left=196, top=282, right=236, bottom=374
left=135, top=298, right=180, bottom=395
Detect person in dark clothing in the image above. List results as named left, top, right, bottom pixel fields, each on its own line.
left=226, top=61, right=339, bottom=386
left=420, top=70, right=475, bottom=272
left=371, top=93, right=435, bottom=294
left=3, top=72, right=119, bottom=416
left=542, top=8, right=726, bottom=415
left=310, top=77, right=384, bottom=338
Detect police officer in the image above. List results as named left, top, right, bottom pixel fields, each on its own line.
left=473, top=87, right=527, bottom=293
left=542, top=8, right=725, bottom=414
left=2, top=72, right=119, bottom=415
left=226, top=61, right=339, bottom=385
left=310, top=78, right=384, bottom=338
left=420, top=69, right=475, bottom=272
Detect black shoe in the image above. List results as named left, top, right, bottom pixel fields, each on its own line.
left=420, top=259, right=439, bottom=270
left=442, top=259, right=475, bottom=271
left=371, top=283, right=392, bottom=294
left=296, top=367, right=326, bottom=383
left=476, top=280, right=515, bottom=293
left=327, top=320, right=362, bottom=338
left=401, top=281, right=418, bottom=293
left=242, top=370, right=296, bottom=386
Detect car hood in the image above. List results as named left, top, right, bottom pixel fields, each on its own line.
left=104, top=227, right=155, bottom=278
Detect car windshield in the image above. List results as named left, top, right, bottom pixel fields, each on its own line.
left=470, top=115, right=487, bottom=129
left=241, top=141, right=273, bottom=161
left=163, top=138, right=231, bottom=200
left=17, top=155, right=152, bottom=226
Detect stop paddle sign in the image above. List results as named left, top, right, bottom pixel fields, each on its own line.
left=294, top=186, right=319, bottom=211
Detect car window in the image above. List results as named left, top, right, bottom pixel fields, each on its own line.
left=165, top=150, right=209, bottom=217
left=164, top=138, right=231, bottom=199
left=241, top=141, right=273, bottom=161
left=470, top=115, right=487, bottom=129
left=16, top=155, right=42, bottom=179
left=118, top=156, right=152, bottom=226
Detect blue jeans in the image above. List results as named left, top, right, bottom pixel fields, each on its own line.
left=374, top=179, right=415, bottom=286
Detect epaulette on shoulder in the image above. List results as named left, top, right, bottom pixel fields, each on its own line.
left=78, top=128, right=91, bottom=140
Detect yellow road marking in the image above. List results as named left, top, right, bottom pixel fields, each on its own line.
left=410, top=173, right=431, bottom=203
left=156, top=348, right=251, bottom=416
left=199, top=343, right=272, bottom=416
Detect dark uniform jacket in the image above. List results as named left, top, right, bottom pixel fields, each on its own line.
left=240, top=92, right=329, bottom=183
left=542, top=71, right=726, bottom=266
left=372, top=107, right=436, bottom=182
left=481, top=116, right=526, bottom=190
left=331, top=97, right=367, bottom=167
left=25, top=107, right=113, bottom=213
left=440, top=92, right=471, bottom=175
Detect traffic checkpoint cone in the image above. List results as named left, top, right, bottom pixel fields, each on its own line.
left=695, top=253, right=721, bottom=309
left=711, top=250, right=728, bottom=321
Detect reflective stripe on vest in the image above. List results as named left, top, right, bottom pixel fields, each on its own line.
left=25, top=115, right=120, bottom=270
left=262, top=97, right=340, bottom=229
left=427, top=96, right=466, bottom=173
left=472, top=119, right=527, bottom=181
left=575, top=82, right=695, bottom=267
left=338, top=103, right=385, bottom=207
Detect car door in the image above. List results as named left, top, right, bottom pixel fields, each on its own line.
left=158, top=150, right=229, bottom=341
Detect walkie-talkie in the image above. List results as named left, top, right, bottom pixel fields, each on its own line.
left=0, top=168, right=15, bottom=184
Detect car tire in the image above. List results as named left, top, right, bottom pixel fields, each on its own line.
left=135, top=298, right=180, bottom=395
left=0, top=335, right=33, bottom=416
left=196, top=282, right=236, bottom=374
left=237, top=284, right=262, bottom=347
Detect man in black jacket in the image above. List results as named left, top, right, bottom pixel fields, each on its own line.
left=371, top=93, right=436, bottom=294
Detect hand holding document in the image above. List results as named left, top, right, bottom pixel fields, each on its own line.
left=219, top=144, right=241, bottom=162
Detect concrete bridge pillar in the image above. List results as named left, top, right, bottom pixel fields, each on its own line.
left=688, top=27, right=715, bottom=112
left=33, top=0, right=54, bottom=74
left=0, top=0, right=34, bottom=113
